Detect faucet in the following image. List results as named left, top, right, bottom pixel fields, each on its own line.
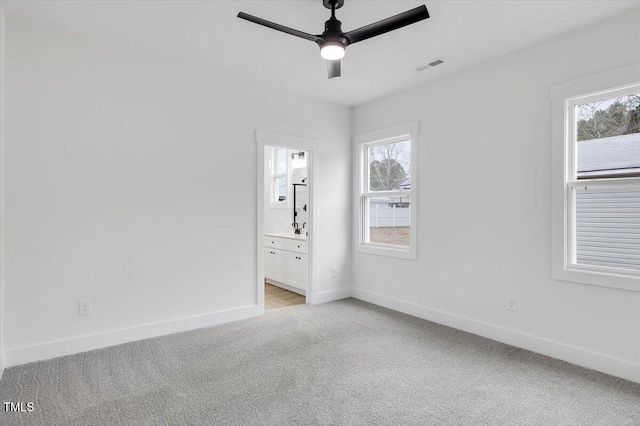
left=292, top=222, right=300, bottom=234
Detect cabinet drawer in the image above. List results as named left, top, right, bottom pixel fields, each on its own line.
left=286, top=240, right=308, bottom=254
left=264, top=237, right=285, bottom=249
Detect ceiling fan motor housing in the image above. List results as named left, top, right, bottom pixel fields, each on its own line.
left=318, top=16, right=350, bottom=49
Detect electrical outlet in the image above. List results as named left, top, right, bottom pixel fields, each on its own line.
left=506, top=297, right=517, bottom=312
left=79, top=299, right=92, bottom=316
left=331, top=268, right=337, bottom=278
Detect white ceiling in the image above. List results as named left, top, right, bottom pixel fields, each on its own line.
left=3, top=0, right=640, bottom=107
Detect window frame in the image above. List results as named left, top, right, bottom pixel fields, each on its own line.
left=551, top=63, right=640, bottom=292
left=354, top=121, right=419, bottom=260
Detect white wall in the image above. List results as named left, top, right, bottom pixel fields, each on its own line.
left=352, top=10, right=640, bottom=382
left=0, top=5, right=6, bottom=376
left=4, top=20, right=351, bottom=365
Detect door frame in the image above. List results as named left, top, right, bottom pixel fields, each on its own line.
left=256, top=130, right=319, bottom=311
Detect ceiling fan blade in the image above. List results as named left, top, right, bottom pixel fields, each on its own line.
left=327, top=60, right=341, bottom=79
left=344, top=5, right=429, bottom=45
left=237, top=12, right=322, bottom=43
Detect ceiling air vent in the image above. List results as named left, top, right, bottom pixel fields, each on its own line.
left=415, top=59, right=444, bottom=72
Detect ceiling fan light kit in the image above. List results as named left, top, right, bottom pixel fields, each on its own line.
left=238, top=0, right=430, bottom=79
left=320, top=41, right=345, bottom=60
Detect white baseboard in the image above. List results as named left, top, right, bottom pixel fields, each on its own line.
left=352, top=288, right=640, bottom=384
left=5, top=304, right=262, bottom=368
left=315, top=287, right=352, bottom=304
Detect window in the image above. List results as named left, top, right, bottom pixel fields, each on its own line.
left=273, top=148, right=287, bottom=204
left=571, top=91, right=640, bottom=273
left=355, top=121, right=418, bottom=259
left=551, top=64, right=640, bottom=291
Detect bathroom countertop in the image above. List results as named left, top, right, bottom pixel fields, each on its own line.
left=264, top=232, right=308, bottom=241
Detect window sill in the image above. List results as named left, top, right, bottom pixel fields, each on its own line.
left=269, top=203, right=289, bottom=210
left=552, top=264, right=640, bottom=292
left=355, top=243, right=416, bottom=260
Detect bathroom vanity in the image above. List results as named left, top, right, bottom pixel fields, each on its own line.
left=264, top=233, right=308, bottom=295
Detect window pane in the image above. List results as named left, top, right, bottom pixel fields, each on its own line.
left=366, top=196, right=410, bottom=247
left=368, top=140, right=411, bottom=191
left=276, top=149, right=287, bottom=175
left=576, top=94, right=640, bottom=179
left=275, top=176, right=287, bottom=202
left=575, top=186, right=640, bottom=271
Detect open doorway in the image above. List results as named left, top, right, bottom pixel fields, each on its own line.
left=256, top=130, right=317, bottom=312
left=263, top=146, right=310, bottom=310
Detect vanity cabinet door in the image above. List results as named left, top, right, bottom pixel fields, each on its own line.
left=265, top=248, right=285, bottom=282
left=272, top=249, right=286, bottom=283
left=285, top=252, right=308, bottom=290
left=297, top=253, right=308, bottom=290
left=264, top=248, right=274, bottom=280
left=285, top=252, right=300, bottom=288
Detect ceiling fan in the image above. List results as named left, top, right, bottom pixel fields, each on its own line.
left=238, top=0, right=430, bottom=79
